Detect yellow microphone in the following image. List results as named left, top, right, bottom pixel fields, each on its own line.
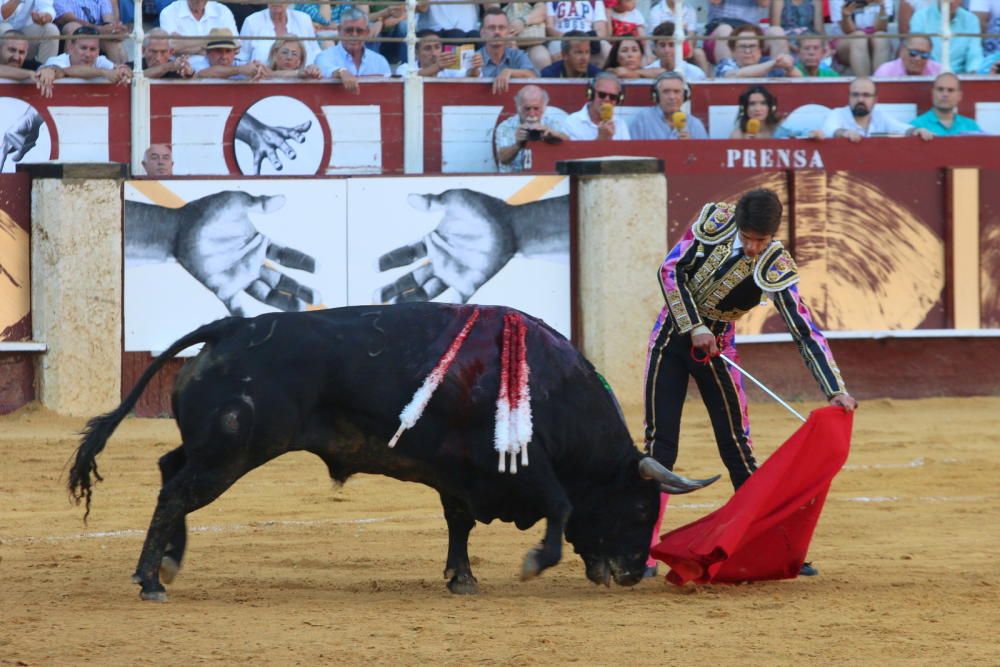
left=600, top=103, right=614, bottom=122
left=671, top=111, right=686, bottom=131
left=746, top=118, right=761, bottom=137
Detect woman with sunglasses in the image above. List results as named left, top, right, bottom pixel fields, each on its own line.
left=267, top=38, right=323, bottom=79
left=872, top=34, right=942, bottom=76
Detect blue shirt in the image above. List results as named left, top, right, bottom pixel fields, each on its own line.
left=910, top=110, right=983, bottom=136
left=628, top=106, right=709, bottom=140
left=476, top=47, right=537, bottom=77
left=910, top=5, right=983, bottom=73
left=315, top=43, right=391, bottom=78
left=539, top=61, right=601, bottom=78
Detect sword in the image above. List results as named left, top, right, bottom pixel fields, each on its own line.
left=717, top=352, right=807, bottom=423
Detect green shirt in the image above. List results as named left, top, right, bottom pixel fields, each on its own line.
left=910, top=110, right=983, bottom=136
left=795, top=62, right=839, bottom=77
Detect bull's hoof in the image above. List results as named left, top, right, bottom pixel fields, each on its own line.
left=447, top=572, right=478, bottom=595
left=140, top=589, right=168, bottom=602
left=521, top=550, right=542, bottom=581
left=160, top=556, right=181, bottom=584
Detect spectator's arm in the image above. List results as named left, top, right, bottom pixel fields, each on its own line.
left=169, top=32, right=205, bottom=56
left=1, top=0, right=18, bottom=21
left=635, top=66, right=667, bottom=78
left=545, top=13, right=562, bottom=37
left=770, top=0, right=784, bottom=25
left=593, top=19, right=609, bottom=38
left=54, top=10, right=86, bottom=25
left=196, top=63, right=270, bottom=81
left=0, top=63, right=35, bottom=80
left=725, top=59, right=779, bottom=78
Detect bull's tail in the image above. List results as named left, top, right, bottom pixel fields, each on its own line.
left=68, top=317, right=240, bottom=520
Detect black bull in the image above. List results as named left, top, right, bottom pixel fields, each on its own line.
left=69, top=303, right=718, bottom=600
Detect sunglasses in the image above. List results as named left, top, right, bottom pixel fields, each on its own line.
left=907, top=48, right=931, bottom=59
left=595, top=90, right=620, bottom=102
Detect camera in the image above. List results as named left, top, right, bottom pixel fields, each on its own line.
left=526, top=128, right=544, bottom=141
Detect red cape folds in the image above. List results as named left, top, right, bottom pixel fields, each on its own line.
left=651, top=406, right=853, bottom=585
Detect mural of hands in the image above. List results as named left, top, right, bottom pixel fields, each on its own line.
left=376, top=188, right=568, bottom=304
left=235, top=112, right=312, bottom=175
left=1, top=108, right=44, bottom=173
left=126, top=190, right=319, bottom=316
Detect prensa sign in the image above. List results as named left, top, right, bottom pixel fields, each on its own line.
left=725, top=148, right=825, bottom=170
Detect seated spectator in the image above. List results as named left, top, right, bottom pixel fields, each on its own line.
left=194, top=27, right=269, bottom=79
left=646, top=21, right=707, bottom=81
left=979, top=51, right=1000, bottom=74
left=604, top=35, right=646, bottom=77
left=370, top=2, right=408, bottom=64
left=730, top=84, right=794, bottom=138
left=898, top=0, right=934, bottom=34
left=873, top=35, right=942, bottom=77
left=503, top=2, right=550, bottom=71
left=476, top=7, right=536, bottom=93
left=238, top=3, right=319, bottom=67
left=649, top=0, right=697, bottom=36
left=53, top=0, right=128, bottom=64
left=911, top=73, right=984, bottom=136
left=0, top=31, right=55, bottom=96
left=608, top=0, right=652, bottom=60
left=703, top=0, right=788, bottom=64
left=140, top=27, right=194, bottom=78
left=820, top=76, right=933, bottom=141
left=395, top=29, right=483, bottom=77
left=41, top=25, right=130, bottom=83
left=294, top=1, right=339, bottom=50
left=829, top=0, right=892, bottom=76
left=315, top=7, right=390, bottom=92
left=971, top=0, right=999, bottom=57
left=564, top=71, right=630, bottom=140
left=266, top=37, right=321, bottom=79
left=0, top=0, right=60, bottom=63
left=715, top=24, right=801, bottom=78
left=629, top=71, right=708, bottom=140
left=545, top=0, right=609, bottom=68
left=770, top=0, right=824, bottom=39
left=539, top=30, right=601, bottom=77
left=493, top=84, right=568, bottom=172
left=141, top=143, right=173, bottom=176
left=416, top=0, right=478, bottom=40
left=795, top=30, right=838, bottom=76
left=159, top=0, right=238, bottom=73
left=910, top=0, right=983, bottom=73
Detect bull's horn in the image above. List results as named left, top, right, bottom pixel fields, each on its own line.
left=638, top=457, right=721, bottom=495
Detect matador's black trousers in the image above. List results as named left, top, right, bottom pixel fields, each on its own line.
left=643, top=312, right=757, bottom=490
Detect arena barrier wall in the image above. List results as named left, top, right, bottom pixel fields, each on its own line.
left=0, top=173, right=35, bottom=413
left=3, top=78, right=1000, bottom=176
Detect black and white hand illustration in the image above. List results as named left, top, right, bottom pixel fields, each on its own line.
left=377, top=189, right=569, bottom=304
left=1, top=108, right=44, bottom=172
left=125, top=190, right=319, bottom=316
left=236, top=113, right=311, bottom=175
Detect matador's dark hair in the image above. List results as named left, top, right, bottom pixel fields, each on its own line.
left=735, top=189, right=782, bottom=236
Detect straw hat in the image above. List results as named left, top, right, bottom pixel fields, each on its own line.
left=205, top=27, right=238, bottom=50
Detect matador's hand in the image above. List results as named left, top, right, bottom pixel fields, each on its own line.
left=376, top=189, right=520, bottom=304
left=829, top=393, right=858, bottom=412
left=1, top=108, right=44, bottom=172
left=236, top=112, right=312, bottom=175
left=134, top=191, right=319, bottom=316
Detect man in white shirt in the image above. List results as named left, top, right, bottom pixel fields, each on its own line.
left=821, top=77, right=933, bottom=142
left=0, top=0, right=60, bottom=62
left=415, top=0, right=478, bottom=39
left=394, top=29, right=482, bottom=77
left=237, top=3, right=318, bottom=66
left=41, top=25, right=130, bottom=83
left=564, top=71, right=630, bottom=140
left=315, top=8, right=390, bottom=92
left=159, top=0, right=238, bottom=72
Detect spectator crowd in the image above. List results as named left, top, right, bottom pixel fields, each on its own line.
left=0, top=0, right=997, bottom=171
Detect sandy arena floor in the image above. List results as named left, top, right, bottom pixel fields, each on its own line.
left=1, top=397, right=998, bottom=665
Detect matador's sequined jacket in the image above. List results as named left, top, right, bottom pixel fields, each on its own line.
left=657, top=201, right=846, bottom=399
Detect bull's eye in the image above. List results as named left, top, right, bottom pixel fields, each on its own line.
left=220, top=411, right=240, bottom=434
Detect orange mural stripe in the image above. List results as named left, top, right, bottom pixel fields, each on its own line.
left=505, top=176, right=566, bottom=206
left=951, top=168, right=980, bottom=329
left=128, top=181, right=188, bottom=209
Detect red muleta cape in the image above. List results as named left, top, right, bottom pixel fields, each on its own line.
left=651, top=406, right=853, bottom=585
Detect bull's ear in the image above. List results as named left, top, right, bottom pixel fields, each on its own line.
left=638, top=457, right=720, bottom=495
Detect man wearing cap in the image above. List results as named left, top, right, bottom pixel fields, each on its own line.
left=40, top=25, right=130, bottom=83
left=315, top=7, right=390, bottom=93
left=194, top=27, right=268, bottom=79
left=159, top=0, right=238, bottom=72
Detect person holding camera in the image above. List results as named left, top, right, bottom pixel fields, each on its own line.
left=493, top=84, right=569, bottom=173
